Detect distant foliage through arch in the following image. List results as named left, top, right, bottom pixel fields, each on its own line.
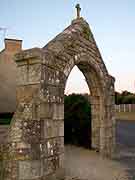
left=64, top=94, right=91, bottom=149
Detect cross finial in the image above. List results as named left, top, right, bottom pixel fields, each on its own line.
left=75, top=4, right=81, bottom=19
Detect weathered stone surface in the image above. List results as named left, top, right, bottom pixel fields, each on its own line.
left=1, top=13, right=115, bottom=180
left=53, top=103, right=64, bottom=120
left=41, top=119, right=63, bottom=139
left=19, top=160, right=41, bottom=179
left=39, top=103, right=53, bottom=118
left=3, top=160, right=18, bottom=180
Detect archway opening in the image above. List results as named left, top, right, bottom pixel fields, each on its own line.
left=64, top=65, right=92, bottom=149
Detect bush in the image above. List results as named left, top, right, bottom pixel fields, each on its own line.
left=64, top=94, right=91, bottom=149
left=115, top=91, right=135, bottom=104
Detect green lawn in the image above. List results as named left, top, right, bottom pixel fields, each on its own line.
left=116, top=112, right=135, bottom=121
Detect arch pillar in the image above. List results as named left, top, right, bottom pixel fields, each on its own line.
left=2, top=48, right=65, bottom=180
left=99, top=76, right=116, bottom=157
left=82, top=69, right=115, bottom=157
left=90, top=96, right=100, bottom=151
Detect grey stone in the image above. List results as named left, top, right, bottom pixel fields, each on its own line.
left=19, top=160, right=41, bottom=179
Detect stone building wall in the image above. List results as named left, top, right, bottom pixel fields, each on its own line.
left=0, top=39, right=22, bottom=113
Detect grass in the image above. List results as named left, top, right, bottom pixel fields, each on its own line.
left=115, top=112, right=135, bottom=121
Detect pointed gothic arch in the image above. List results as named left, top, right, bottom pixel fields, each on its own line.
left=2, top=18, right=115, bottom=180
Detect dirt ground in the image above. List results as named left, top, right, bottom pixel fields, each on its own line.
left=65, top=145, right=129, bottom=180
left=65, top=120, right=135, bottom=180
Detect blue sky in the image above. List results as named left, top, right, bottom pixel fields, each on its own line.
left=0, top=0, right=135, bottom=93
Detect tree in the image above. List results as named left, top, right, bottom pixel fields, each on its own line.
left=115, top=91, right=135, bottom=104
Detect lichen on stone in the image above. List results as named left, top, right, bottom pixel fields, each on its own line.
left=82, top=26, right=92, bottom=40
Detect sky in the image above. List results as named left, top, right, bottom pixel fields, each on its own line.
left=0, top=0, right=135, bottom=94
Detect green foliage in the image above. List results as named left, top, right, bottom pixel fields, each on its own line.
left=0, top=113, right=13, bottom=125
left=115, top=91, right=135, bottom=104
left=64, top=93, right=91, bottom=149
left=83, top=26, right=92, bottom=40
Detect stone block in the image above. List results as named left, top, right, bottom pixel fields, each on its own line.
left=52, top=103, right=64, bottom=120
left=49, top=86, right=64, bottom=99
left=40, top=137, right=64, bottom=158
left=3, top=160, right=18, bottom=180
left=17, top=66, right=27, bottom=85
left=40, top=142, right=48, bottom=159
left=58, top=121, right=64, bottom=137
left=41, top=119, right=59, bottom=139
left=42, top=65, right=65, bottom=86
left=47, top=138, right=54, bottom=157
left=42, top=156, right=59, bottom=176
left=40, top=103, right=52, bottom=118
left=29, top=64, right=41, bottom=84
left=42, top=120, right=64, bottom=139
left=22, top=120, right=41, bottom=143
left=17, top=85, right=39, bottom=104
left=19, top=160, right=41, bottom=179
left=41, top=85, right=64, bottom=103
left=17, top=64, right=41, bottom=85
left=10, top=125, right=23, bottom=142
left=53, top=137, right=64, bottom=154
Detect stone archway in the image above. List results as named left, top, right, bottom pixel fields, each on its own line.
left=2, top=17, right=115, bottom=180
left=64, top=57, right=106, bottom=152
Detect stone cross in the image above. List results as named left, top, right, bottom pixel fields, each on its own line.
left=75, top=4, right=81, bottom=19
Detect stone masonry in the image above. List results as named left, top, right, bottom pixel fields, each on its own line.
left=1, top=8, right=116, bottom=180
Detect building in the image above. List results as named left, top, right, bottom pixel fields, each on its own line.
left=0, top=39, right=22, bottom=114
